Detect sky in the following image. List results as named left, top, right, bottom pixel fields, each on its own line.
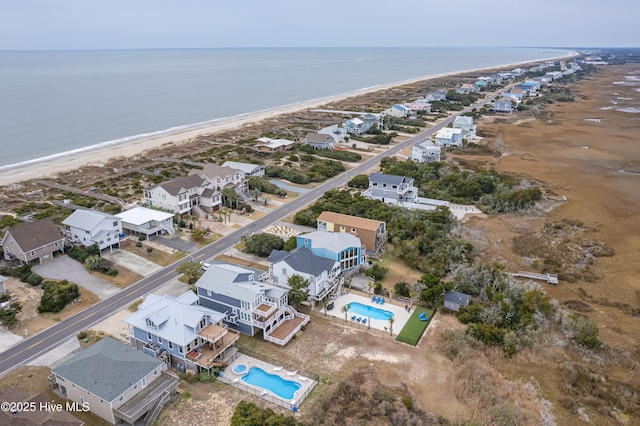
left=1, top=0, right=638, bottom=50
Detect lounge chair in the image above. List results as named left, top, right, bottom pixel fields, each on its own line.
left=380, top=298, right=385, bottom=305
left=362, top=318, right=367, bottom=324
left=356, top=317, right=361, bottom=322
left=273, top=366, right=283, bottom=371
left=372, top=296, right=376, bottom=302
left=298, top=376, right=307, bottom=382
left=351, top=315, right=356, bottom=321
left=374, top=296, right=380, bottom=304
left=286, top=370, right=298, bottom=376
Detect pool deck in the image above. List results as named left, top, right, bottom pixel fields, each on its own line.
left=324, top=293, right=412, bottom=333
left=222, top=354, right=316, bottom=408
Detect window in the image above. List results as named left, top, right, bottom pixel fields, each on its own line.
left=200, top=318, right=206, bottom=329
left=168, top=342, right=173, bottom=350
left=351, top=228, right=356, bottom=232
left=147, top=332, right=152, bottom=341
left=113, top=221, right=118, bottom=227
left=158, top=337, right=163, bottom=344
left=30, top=251, right=35, bottom=256
left=119, top=395, right=123, bottom=402
left=282, top=268, right=287, bottom=276
left=54, top=241, right=58, bottom=247
left=147, top=319, right=155, bottom=328
left=179, top=346, right=183, bottom=354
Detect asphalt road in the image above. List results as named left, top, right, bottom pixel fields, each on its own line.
left=0, top=92, right=499, bottom=378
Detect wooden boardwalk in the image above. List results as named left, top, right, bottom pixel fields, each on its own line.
left=509, top=271, right=558, bottom=285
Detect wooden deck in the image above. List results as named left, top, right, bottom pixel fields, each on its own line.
left=113, top=372, right=179, bottom=424
left=198, top=323, right=227, bottom=342
left=268, top=316, right=306, bottom=342
left=253, top=302, right=277, bottom=318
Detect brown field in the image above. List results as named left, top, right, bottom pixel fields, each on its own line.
left=454, top=64, right=640, bottom=425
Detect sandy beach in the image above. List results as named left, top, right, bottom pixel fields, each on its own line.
left=0, top=51, right=576, bottom=187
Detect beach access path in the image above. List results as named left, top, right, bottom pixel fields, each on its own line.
left=0, top=88, right=503, bottom=379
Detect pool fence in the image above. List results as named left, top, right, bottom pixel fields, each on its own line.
left=218, top=347, right=318, bottom=410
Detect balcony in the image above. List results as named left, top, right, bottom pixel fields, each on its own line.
left=252, top=300, right=277, bottom=319
left=186, top=330, right=240, bottom=368
left=198, top=323, right=228, bottom=343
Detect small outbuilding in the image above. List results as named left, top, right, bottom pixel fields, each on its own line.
left=443, top=290, right=472, bottom=312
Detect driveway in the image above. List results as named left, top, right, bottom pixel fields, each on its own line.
left=152, top=233, right=199, bottom=253
left=33, top=255, right=120, bottom=300
left=103, top=250, right=163, bottom=277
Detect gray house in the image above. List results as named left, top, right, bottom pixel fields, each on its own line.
left=2, top=218, right=65, bottom=264
left=305, top=132, right=335, bottom=150
left=363, top=173, right=418, bottom=205
left=196, top=262, right=310, bottom=346
left=51, top=337, right=179, bottom=425
left=123, top=291, right=238, bottom=374
left=443, top=291, right=472, bottom=312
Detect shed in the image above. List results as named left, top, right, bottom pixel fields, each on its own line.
left=443, top=290, right=472, bottom=312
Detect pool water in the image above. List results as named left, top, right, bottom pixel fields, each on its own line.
left=348, top=302, right=394, bottom=320
left=242, top=367, right=302, bottom=399
left=233, top=364, right=247, bottom=374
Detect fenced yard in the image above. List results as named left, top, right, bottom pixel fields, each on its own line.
left=396, top=307, right=434, bottom=346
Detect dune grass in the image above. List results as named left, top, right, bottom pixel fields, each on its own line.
left=396, top=307, right=433, bottom=346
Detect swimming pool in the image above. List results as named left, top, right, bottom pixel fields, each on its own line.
left=242, top=367, right=302, bottom=400
left=348, top=302, right=394, bottom=320
left=233, top=364, right=247, bottom=374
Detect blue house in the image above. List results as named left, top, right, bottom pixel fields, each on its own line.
left=123, top=291, right=239, bottom=373
left=196, top=262, right=309, bottom=346
left=296, top=231, right=364, bottom=273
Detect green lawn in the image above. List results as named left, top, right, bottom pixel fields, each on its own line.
left=396, top=307, right=433, bottom=346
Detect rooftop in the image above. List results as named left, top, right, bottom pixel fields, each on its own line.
left=316, top=211, right=385, bottom=232
left=116, top=207, right=175, bottom=225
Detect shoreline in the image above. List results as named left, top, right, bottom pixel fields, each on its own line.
left=0, top=50, right=577, bottom=187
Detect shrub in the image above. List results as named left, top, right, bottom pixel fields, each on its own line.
left=77, top=331, right=87, bottom=340
left=244, top=233, right=284, bottom=257
left=68, top=246, right=89, bottom=263
left=26, top=273, right=43, bottom=286
left=138, top=235, right=147, bottom=241
left=394, top=282, right=411, bottom=298
left=136, top=241, right=143, bottom=248
left=38, top=280, right=81, bottom=313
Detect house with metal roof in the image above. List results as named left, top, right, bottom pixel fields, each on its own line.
left=51, top=337, right=179, bottom=425
left=455, top=83, right=475, bottom=94
left=435, top=127, right=463, bottom=146
left=318, top=124, right=348, bottom=143
left=363, top=173, right=418, bottom=205
left=384, top=104, right=411, bottom=118
left=196, top=262, right=309, bottom=346
left=494, top=98, right=514, bottom=114
left=305, top=132, right=335, bottom=150
left=123, top=290, right=238, bottom=374
left=221, top=161, right=266, bottom=177
left=296, top=231, right=364, bottom=273
left=443, top=290, right=472, bottom=312
left=1, top=218, right=64, bottom=264
left=268, top=246, right=342, bottom=304
left=453, top=116, right=477, bottom=140
left=411, top=139, right=442, bottom=164
left=116, top=206, right=175, bottom=237
left=62, top=209, right=123, bottom=252
left=316, top=211, right=387, bottom=255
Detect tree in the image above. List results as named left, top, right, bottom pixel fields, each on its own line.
left=287, top=274, right=310, bottom=307
left=38, top=280, right=80, bottom=313
left=222, top=188, right=241, bottom=210
left=176, top=260, right=204, bottom=284
left=245, top=233, right=285, bottom=257
left=250, top=188, right=261, bottom=201
left=365, top=263, right=389, bottom=281
left=84, top=255, right=101, bottom=271
left=219, top=207, right=232, bottom=224
left=342, top=303, right=350, bottom=323
left=348, top=174, right=370, bottom=189
left=394, top=282, right=411, bottom=298
left=0, top=301, right=22, bottom=327
left=389, top=317, right=395, bottom=336
left=283, top=236, right=297, bottom=251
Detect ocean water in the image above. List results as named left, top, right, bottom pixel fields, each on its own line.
left=0, top=47, right=571, bottom=169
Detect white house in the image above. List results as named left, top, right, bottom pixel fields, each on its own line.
left=62, top=209, right=123, bottom=252
left=144, top=174, right=214, bottom=214
left=116, top=206, right=175, bottom=237
left=363, top=173, right=418, bottom=205
left=254, top=137, right=296, bottom=153
left=221, top=161, right=265, bottom=177
left=305, top=132, right=335, bottom=150
left=318, top=124, right=348, bottom=143
left=453, top=116, right=477, bottom=140
left=435, top=127, right=463, bottom=146
left=384, top=104, right=411, bottom=118
left=405, top=98, right=432, bottom=113
left=189, top=163, right=247, bottom=193
left=411, top=140, right=441, bottom=163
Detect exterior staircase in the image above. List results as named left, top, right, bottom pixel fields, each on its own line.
left=144, top=390, right=171, bottom=425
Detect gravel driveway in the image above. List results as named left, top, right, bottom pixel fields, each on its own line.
left=33, top=255, right=120, bottom=300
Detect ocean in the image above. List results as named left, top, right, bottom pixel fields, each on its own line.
left=0, top=47, right=571, bottom=169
